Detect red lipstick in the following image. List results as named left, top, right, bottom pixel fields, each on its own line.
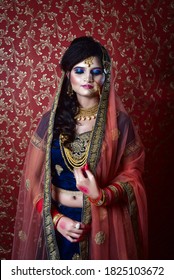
left=82, top=84, right=94, bottom=89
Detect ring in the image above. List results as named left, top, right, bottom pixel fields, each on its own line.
left=75, top=223, right=80, bottom=229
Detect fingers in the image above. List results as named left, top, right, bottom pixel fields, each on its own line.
left=84, top=169, right=94, bottom=180
left=74, top=166, right=98, bottom=197
left=74, top=166, right=94, bottom=193
left=58, top=219, right=82, bottom=234
left=69, top=225, right=91, bottom=243
left=74, top=166, right=93, bottom=180
left=57, top=217, right=86, bottom=243
left=74, top=167, right=89, bottom=194
left=66, top=235, right=78, bottom=243
left=64, top=227, right=84, bottom=243
left=82, top=163, right=89, bottom=171
left=74, top=167, right=84, bottom=180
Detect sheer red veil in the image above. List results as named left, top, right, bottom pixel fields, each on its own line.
left=12, top=37, right=148, bottom=260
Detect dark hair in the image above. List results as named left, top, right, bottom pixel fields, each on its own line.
left=53, top=36, right=109, bottom=145
left=61, top=36, right=103, bottom=71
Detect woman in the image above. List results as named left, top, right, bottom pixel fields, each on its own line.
left=12, top=36, right=148, bottom=260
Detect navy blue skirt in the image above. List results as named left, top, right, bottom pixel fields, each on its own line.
left=55, top=202, right=82, bottom=260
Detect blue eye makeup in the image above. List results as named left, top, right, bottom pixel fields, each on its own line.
left=74, top=67, right=84, bottom=74
left=91, top=68, right=103, bottom=75
left=73, top=67, right=103, bottom=75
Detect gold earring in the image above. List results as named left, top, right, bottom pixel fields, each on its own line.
left=67, top=83, right=74, bottom=96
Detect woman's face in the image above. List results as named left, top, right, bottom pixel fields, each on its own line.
left=69, top=56, right=105, bottom=100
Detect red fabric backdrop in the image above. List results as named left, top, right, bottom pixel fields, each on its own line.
left=0, top=0, right=174, bottom=259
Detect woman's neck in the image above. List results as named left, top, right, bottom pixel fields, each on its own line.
left=77, top=96, right=99, bottom=109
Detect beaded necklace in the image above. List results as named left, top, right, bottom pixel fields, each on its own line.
left=75, top=103, right=98, bottom=121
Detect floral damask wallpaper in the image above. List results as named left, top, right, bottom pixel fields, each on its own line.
left=0, top=0, right=174, bottom=259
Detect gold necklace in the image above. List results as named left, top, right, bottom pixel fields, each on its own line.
left=75, top=103, right=98, bottom=121
left=59, top=131, right=92, bottom=172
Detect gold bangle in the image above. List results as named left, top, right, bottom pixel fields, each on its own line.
left=88, top=189, right=103, bottom=204
left=95, top=189, right=106, bottom=206
left=53, top=213, right=64, bottom=227
left=88, top=189, right=106, bottom=206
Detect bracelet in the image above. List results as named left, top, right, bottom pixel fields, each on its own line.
left=88, top=189, right=102, bottom=203
left=95, top=189, right=106, bottom=206
left=88, top=189, right=106, bottom=206
left=88, top=182, right=124, bottom=207
left=102, top=188, right=111, bottom=206
left=53, top=213, right=64, bottom=228
left=107, top=185, right=119, bottom=201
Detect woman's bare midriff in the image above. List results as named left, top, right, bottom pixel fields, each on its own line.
left=51, top=184, right=83, bottom=208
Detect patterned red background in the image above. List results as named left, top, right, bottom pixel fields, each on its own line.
left=0, top=0, right=174, bottom=259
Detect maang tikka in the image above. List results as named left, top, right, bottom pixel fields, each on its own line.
left=84, top=56, right=94, bottom=67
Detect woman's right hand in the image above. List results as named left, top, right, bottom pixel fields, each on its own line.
left=56, top=216, right=87, bottom=243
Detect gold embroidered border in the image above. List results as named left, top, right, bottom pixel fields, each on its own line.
left=79, top=194, right=91, bottom=259
left=124, top=140, right=140, bottom=157
left=43, top=71, right=66, bottom=260
left=120, top=182, right=143, bottom=259
left=87, top=61, right=111, bottom=173
left=31, top=134, right=46, bottom=151
left=79, top=59, right=111, bottom=259
left=108, top=185, right=119, bottom=201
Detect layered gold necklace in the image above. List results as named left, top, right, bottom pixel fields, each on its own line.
left=75, top=103, right=98, bottom=121
left=59, top=104, right=98, bottom=172
left=59, top=131, right=92, bottom=172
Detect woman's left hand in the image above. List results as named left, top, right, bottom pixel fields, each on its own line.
left=74, top=165, right=100, bottom=199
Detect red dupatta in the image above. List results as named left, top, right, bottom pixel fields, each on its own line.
left=12, top=60, right=148, bottom=260
left=89, top=73, right=148, bottom=259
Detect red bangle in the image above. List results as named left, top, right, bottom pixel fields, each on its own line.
left=51, top=206, right=64, bottom=228
left=52, top=213, right=64, bottom=228
left=88, top=189, right=106, bottom=206
left=88, top=189, right=103, bottom=204
left=103, top=187, right=113, bottom=205
left=112, top=183, right=123, bottom=198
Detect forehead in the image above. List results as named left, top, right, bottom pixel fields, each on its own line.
left=73, top=56, right=102, bottom=68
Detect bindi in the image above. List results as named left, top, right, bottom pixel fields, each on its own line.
left=84, top=56, right=94, bottom=67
